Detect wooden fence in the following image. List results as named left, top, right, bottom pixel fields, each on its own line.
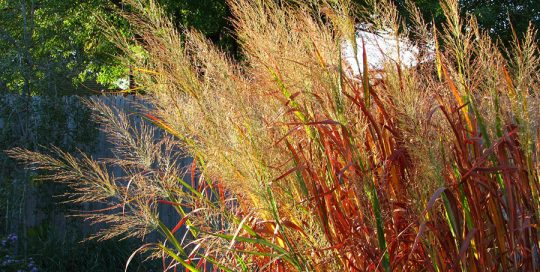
left=1, top=94, right=185, bottom=242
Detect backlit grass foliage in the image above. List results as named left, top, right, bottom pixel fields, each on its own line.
left=8, top=0, right=540, bottom=270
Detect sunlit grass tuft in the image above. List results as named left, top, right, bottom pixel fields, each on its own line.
left=8, top=0, right=540, bottom=270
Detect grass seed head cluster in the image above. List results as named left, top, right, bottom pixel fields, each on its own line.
left=8, top=0, right=540, bottom=270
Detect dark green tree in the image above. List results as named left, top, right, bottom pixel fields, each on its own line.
left=0, top=0, right=236, bottom=96
left=460, top=0, right=539, bottom=42
left=393, top=0, right=539, bottom=43
left=159, top=0, right=236, bottom=52
left=1, top=0, right=537, bottom=95
left=0, top=0, right=128, bottom=95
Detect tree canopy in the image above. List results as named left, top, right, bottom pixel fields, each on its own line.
left=0, top=0, right=124, bottom=95
left=398, top=0, right=540, bottom=43
left=0, top=0, right=235, bottom=95
left=0, top=0, right=537, bottom=95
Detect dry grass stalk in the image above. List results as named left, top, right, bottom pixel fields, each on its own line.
left=7, top=0, right=539, bottom=270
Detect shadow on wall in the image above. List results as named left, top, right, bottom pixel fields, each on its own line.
left=0, top=94, right=168, bottom=271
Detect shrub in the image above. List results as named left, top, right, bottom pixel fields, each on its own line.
left=8, top=0, right=539, bottom=270
left=0, top=233, right=39, bottom=272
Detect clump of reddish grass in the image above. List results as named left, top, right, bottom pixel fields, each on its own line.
left=7, top=0, right=540, bottom=271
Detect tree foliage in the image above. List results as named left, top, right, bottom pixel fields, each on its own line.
left=0, top=0, right=125, bottom=95
left=394, top=0, right=540, bottom=43
left=0, top=0, right=537, bottom=95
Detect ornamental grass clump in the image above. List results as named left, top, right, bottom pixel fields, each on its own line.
left=8, top=0, right=540, bottom=270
